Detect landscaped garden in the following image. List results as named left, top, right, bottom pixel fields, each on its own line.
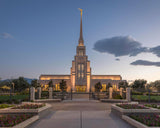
left=129, top=113, right=160, bottom=127
left=116, top=104, right=147, bottom=109
left=0, top=114, right=34, bottom=127
left=144, top=104, right=160, bottom=109
left=12, top=103, right=45, bottom=109
left=0, top=104, right=14, bottom=109
left=132, top=94, right=160, bottom=102
left=0, top=94, right=29, bottom=104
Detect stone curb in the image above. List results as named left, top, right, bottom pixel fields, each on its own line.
left=1, top=115, right=39, bottom=128
left=111, top=104, right=160, bottom=114
left=34, top=99, right=61, bottom=102
left=122, top=115, right=159, bottom=128
left=100, top=99, right=128, bottom=103
left=0, top=103, right=51, bottom=114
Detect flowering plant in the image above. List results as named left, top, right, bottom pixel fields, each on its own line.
left=12, top=103, right=45, bottom=109
left=0, top=114, right=34, bottom=127
left=116, top=104, right=147, bottom=109
left=129, top=114, right=160, bottom=126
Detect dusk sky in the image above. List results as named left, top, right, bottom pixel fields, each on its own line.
left=1, top=0, right=160, bottom=82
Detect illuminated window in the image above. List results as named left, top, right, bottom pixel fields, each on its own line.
left=78, top=73, right=80, bottom=78
left=78, top=64, right=80, bottom=70
left=81, top=64, right=84, bottom=71
left=81, top=73, right=84, bottom=78
left=55, top=84, right=60, bottom=91
left=102, top=84, right=106, bottom=91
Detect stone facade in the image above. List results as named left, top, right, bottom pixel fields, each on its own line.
left=39, top=10, right=124, bottom=92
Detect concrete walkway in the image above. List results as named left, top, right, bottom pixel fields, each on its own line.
left=29, top=110, right=133, bottom=128
left=28, top=100, right=134, bottom=128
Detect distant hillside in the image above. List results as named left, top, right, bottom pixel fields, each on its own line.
left=1, top=78, right=36, bottom=84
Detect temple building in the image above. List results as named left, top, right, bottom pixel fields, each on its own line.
left=39, top=9, right=123, bottom=92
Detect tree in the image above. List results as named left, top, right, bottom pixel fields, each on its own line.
left=131, top=79, right=147, bottom=91
left=95, top=82, right=102, bottom=100
left=150, top=80, right=160, bottom=92
left=118, top=81, right=128, bottom=89
left=12, top=77, right=29, bottom=92
left=106, top=82, right=112, bottom=91
left=60, top=80, right=67, bottom=92
left=48, top=80, right=53, bottom=87
left=31, top=79, right=40, bottom=88
left=95, top=82, right=102, bottom=92
left=59, top=80, right=67, bottom=100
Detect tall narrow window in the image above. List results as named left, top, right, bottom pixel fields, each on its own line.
left=78, top=64, right=80, bottom=71
left=81, top=73, right=84, bottom=78
left=81, top=64, right=84, bottom=71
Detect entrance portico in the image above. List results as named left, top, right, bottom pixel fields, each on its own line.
left=76, top=85, right=86, bottom=92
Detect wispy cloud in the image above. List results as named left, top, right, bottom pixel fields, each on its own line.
left=93, top=36, right=148, bottom=57
left=130, top=60, right=160, bottom=67
left=0, top=32, right=13, bottom=39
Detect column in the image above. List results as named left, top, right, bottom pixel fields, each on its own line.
left=126, top=87, right=131, bottom=102
left=30, top=87, right=35, bottom=101
left=120, top=88, right=123, bottom=97
left=49, top=87, right=53, bottom=99
left=109, top=87, right=113, bottom=99
left=37, top=87, right=41, bottom=99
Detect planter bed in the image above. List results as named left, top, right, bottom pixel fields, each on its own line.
left=111, top=103, right=160, bottom=117
left=123, top=114, right=160, bottom=128
left=0, top=104, right=14, bottom=109
left=0, top=103, right=51, bottom=116
left=144, top=104, right=160, bottom=109
left=100, top=99, right=128, bottom=103
left=0, top=114, right=38, bottom=128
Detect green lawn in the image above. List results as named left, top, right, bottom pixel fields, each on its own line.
left=0, top=94, right=29, bottom=101
left=132, top=95, right=160, bottom=101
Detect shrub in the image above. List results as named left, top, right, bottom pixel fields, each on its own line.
left=112, top=91, right=122, bottom=99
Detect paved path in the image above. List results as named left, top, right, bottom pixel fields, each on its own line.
left=28, top=101, right=134, bottom=128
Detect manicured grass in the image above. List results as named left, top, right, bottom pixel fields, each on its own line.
left=116, top=104, right=147, bottom=109
left=132, top=95, right=160, bottom=101
left=129, top=114, right=160, bottom=126
left=0, top=104, right=14, bottom=109
left=0, top=94, right=29, bottom=101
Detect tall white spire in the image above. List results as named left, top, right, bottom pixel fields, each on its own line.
left=78, top=8, right=84, bottom=46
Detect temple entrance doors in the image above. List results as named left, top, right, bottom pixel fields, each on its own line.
left=76, top=86, right=86, bottom=92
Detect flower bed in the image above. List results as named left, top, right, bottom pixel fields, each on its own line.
left=116, top=104, right=147, bottom=109
left=111, top=103, right=159, bottom=118
left=144, top=104, right=160, bottom=109
left=129, top=114, right=160, bottom=127
left=12, top=103, right=45, bottom=109
left=0, top=114, right=34, bottom=127
left=0, top=104, right=14, bottom=109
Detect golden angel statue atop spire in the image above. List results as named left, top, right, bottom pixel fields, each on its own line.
left=78, top=8, right=83, bottom=16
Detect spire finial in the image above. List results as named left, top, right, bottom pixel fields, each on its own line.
left=78, top=8, right=84, bottom=46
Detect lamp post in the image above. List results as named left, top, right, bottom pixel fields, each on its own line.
left=12, top=82, right=14, bottom=93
